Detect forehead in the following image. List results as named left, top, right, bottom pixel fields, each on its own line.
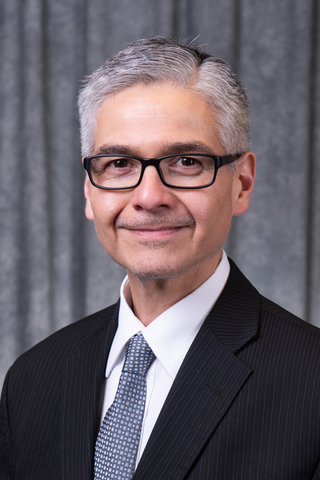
left=93, top=83, right=225, bottom=157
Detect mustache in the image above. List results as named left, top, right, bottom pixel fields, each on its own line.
left=115, top=214, right=195, bottom=230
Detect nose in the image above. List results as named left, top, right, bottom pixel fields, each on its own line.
left=130, top=165, right=175, bottom=211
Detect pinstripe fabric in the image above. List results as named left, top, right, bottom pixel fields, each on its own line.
left=1, top=260, right=320, bottom=479
left=0, top=304, right=119, bottom=480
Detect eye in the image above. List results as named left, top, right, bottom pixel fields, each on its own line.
left=112, top=159, right=129, bottom=168
left=177, top=156, right=200, bottom=166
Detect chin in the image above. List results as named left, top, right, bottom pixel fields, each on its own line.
left=127, top=265, right=179, bottom=282
left=122, top=255, right=198, bottom=282
left=124, top=255, right=205, bottom=283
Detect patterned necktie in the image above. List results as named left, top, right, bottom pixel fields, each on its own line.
left=94, top=333, right=156, bottom=480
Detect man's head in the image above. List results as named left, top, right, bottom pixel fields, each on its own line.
left=78, top=36, right=250, bottom=158
left=80, top=37, right=255, bottom=292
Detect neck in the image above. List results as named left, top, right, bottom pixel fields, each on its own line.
left=125, top=251, right=222, bottom=326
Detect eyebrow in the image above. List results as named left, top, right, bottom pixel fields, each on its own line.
left=93, top=142, right=216, bottom=157
left=94, top=145, right=136, bottom=156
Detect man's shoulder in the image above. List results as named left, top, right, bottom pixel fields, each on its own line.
left=260, top=294, right=320, bottom=336
left=221, top=258, right=320, bottom=349
left=257, top=295, right=320, bottom=365
left=8, top=301, right=120, bottom=380
left=209, top=260, right=320, bottom=400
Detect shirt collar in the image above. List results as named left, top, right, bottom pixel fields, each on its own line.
left=105, top=250, right=230, bottom=380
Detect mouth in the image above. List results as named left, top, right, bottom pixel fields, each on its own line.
left=115, top=216, right=195, bottom=240
left=125, top=224, right=185, bottom=231
left=123, top=225, right=187, bottom=238
left=116, top=216, right=195, bottom=231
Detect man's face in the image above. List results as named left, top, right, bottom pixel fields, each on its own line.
left=84, top=83, right=254, bottom=284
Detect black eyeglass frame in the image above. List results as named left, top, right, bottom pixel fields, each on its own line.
left=83, top=153, right=241, bottom=190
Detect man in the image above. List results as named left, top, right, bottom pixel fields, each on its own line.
left=1, top=36, right=320, bottom=480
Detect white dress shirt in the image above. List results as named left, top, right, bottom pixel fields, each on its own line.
left=100, top=250, right=230, bottom=465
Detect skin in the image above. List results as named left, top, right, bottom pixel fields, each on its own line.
left=84, top=83, right=256, bottom=325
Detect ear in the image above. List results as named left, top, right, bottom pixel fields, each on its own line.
left=231, top=151, right=256, bottom=216
left=84, top=173, right=94, bottom=221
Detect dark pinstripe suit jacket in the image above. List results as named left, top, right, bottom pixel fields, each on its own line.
left=1, top=259, right=320, bottom=479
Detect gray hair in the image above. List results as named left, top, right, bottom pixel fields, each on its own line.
left=78, top=36, right=250, bottom=157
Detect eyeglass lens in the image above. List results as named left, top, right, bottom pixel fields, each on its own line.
left=89, top=155, right=216, bottom=189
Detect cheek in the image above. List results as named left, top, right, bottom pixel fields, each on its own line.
left=191, top=189, right=233, bottom=242
left=89, top=196, right=123, bottom=257
left=89, top=192, right=125, bottom=233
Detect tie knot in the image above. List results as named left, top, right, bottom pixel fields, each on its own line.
left=123, top=333, right=155, bottom=375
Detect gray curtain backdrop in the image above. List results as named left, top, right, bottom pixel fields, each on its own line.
left=0, top=0, right=319, bottom=386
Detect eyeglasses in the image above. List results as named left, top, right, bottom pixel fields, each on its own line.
left=83, top=153, right=240, bottom=190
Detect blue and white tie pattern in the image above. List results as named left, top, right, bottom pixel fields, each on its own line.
left=94, top=333, right=155, bottom=479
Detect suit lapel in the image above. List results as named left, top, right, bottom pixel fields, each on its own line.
left=134, top=325, right=252, bottom=480
left=60, top=304, right=119, bottom=480
left=134, top=260, right=261, bottom=480
left=205, top=258, right=261, bottom=354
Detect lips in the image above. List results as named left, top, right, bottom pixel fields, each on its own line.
left=124, top=225, right=185, bottom=232
left=115, top=216, right=195, bottom=231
